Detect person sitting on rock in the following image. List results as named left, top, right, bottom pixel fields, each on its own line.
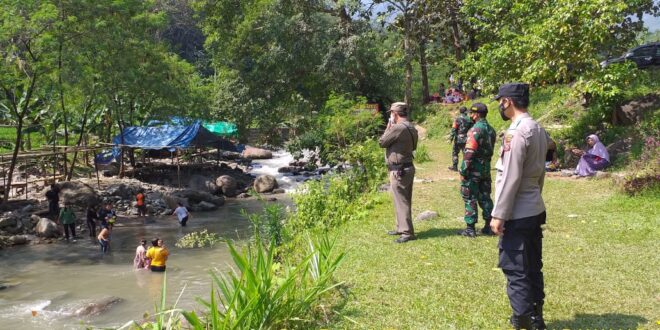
left=572, top=134, right=610, bottom=177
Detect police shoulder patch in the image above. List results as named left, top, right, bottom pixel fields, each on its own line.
left=503, top=133, right=514, bottom=152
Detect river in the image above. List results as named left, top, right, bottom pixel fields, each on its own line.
left=0, top=151, right=300, bottom=329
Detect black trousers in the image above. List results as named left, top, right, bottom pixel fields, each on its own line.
left=87, top=219, right=97, bottom=237
left=499, top=212, right=546, bottom=317
left=63, top=223, right=76, bottom=239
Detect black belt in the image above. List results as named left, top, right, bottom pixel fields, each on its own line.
left=387, top=162, right=413, bottom=171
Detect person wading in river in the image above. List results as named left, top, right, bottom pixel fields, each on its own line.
left=97, top=224, right=111, bottom=254
left=146, top=238, right=169, bottom=272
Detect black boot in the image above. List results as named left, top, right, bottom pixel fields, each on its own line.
left=448, top=165, right=458, bottom=171
left=531, top=303, right=546, bottom=330
left=481, top=220, right=495, bottom=236
left=458, top=224, right=476, bottom=238
left=510, top=314, right=533, bottom=330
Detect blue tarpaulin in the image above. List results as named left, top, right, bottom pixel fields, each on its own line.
left=95, top=120, right=236, bottom=164
left=113, top=121, right=203, bottom=150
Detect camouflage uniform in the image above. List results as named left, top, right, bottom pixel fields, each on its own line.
left=460, top=117, right=496, bottom=228
left=450, top=112, right=473, bottom=169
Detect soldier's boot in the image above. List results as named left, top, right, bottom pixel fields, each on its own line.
left=448, top=165, right=458, bottom=171
left=481, top=220, right=496, bottom=236
left=458, top=224, right=476, bottom=238
left=509, top=314, right=533, bottom=330
left=531, top=303, right=546, bottom=330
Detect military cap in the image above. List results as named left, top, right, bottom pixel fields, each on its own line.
left=388, top=102, right=409, bottom=114
left=494, top=83, right=529, bottom=101
left=469, top=102, right=488, bottom=114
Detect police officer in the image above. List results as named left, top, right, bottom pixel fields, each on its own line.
left=448, top=106, right=473, bottom=171
left=490, top=83, right=550, bottom=329
left=379, top=102, right=418, bottom=243
left=458, top=103, right=496, bottom=237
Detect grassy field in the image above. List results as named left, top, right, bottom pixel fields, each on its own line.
left=329, top=115, right=660, bottom=329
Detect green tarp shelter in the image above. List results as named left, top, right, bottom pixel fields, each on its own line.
left=203, top=121, right=238, bottom=138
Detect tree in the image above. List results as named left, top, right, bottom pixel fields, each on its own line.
left=460, top=0, right=659, bottom=90
left=0, top=0, right=58, bottom=202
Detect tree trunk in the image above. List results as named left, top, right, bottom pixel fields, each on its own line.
left=419, top=39, right=430, bottom=104
left=448, top=2, right=463, bottom=61
left=58, top=38, right=70, bottom=178
left=66, top=90, right=96, bottom=181
left=403, top=26, right=413, bottom=109
left=2, top=73, right=37, bottom=203
left=4, top=118, right=24, bottom=202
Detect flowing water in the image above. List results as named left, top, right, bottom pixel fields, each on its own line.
left=0, top=151, right=298, bottom=330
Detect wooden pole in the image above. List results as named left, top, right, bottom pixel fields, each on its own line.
left=177, top=150, right=181, bottom=188
left=24, top=158, right=28, bottom=200
left=95, top=162, right=100, bottom=190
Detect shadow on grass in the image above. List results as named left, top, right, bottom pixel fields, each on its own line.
left=548, top=313, right=647, bottom=329
left=416, top=227, right=462, bottom=240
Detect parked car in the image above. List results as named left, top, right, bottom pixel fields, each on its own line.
left=600, top=42, right=660, bottom=69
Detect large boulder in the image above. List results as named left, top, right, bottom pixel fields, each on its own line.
left=105, top=184, right=135, bottom=200
left=168, top=190, right=225, bottom=208
left=35, top=218, right=59, bottom=238
left=612, top=93, right=660, bottom=126
left=9, top=235, right=27, bottom=245
left=253, top=175, right=278, bottom=193
left=216, top=175, right=238, bottom=197
left=58, top=181, right=100, bottom=207
left=73, top=296, right=122, bottom=317
left=188, top=175, right=218, bottom=194
left=242, top=146, right=273, bottom=159
left=0, top=213, right=18, bottom=229
left=193, top=201, right=218, bottom=212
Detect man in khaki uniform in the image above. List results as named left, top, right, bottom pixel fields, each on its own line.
left=490, top=83, right=550, bottom=330
left=379, top=102, right=418, bottom=243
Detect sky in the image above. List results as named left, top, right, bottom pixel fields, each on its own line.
left=643, top=13, right=660, bottom=31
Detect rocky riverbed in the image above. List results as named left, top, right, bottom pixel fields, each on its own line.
left=0, top=147, right=340, bottom=249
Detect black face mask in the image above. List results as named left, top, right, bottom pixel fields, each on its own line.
left=499, top=103, right=510, bottom=121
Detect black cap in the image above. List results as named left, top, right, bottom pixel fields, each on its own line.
left=459, top=106, right=467, bottom=113
left=469, top=103, right=488, bottom=114
left=494, top=83, right=529, bottom=101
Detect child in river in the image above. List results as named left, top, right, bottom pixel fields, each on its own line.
left=133, top=239, right=149, bottom=269
left=97, top=225, right=111, bottom=254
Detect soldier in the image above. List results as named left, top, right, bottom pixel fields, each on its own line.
left=448, top=106, right=473, bottom=171
left=379, top=102, right=418, bottom=243
left=491, top=83, right=550, bottom=330
left=458, top=103, right=496, bottom=237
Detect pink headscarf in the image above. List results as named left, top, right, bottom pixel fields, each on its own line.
left=587, top=134, right=610, bottom=162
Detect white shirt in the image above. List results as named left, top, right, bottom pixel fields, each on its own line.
left=174, top=206, right=189, bottom=221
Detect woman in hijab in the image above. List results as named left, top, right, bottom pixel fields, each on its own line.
left=573, top=134, right=610, bottom=177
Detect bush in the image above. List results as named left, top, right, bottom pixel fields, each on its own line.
left=181, top=232, right=345, bottom=329
left=175, top=230, right=223, bottom=248
left=415, top=143, right=431, bottom=163
left=245, top=203, right=286, bottom=248
left=617, top=135, right=660, bottom=196
left=286, top=93, right=382, bottom=165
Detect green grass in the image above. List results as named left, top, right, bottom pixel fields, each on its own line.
left=328, top=125, right=660, bottom=328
